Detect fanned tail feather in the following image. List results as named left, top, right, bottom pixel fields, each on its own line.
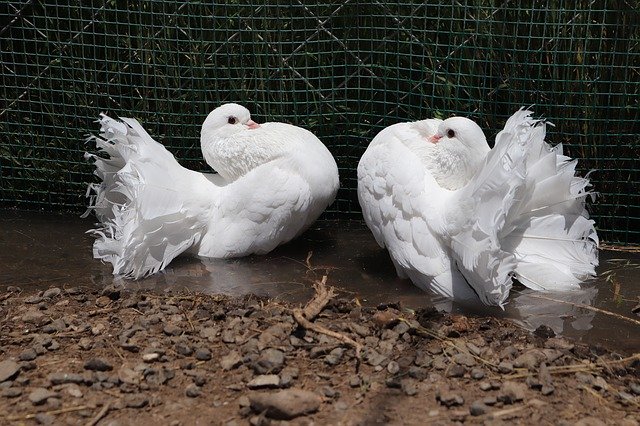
left=448, top=109, right=540, bottom=307
left=84, top=114, right=216, bottom=279
left=449, top=109, right=598, bottom=306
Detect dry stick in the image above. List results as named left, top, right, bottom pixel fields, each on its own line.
left=86, top=401, right=111, bottom=426
left=521, top=293, right=640, bottom=327
left=292, top=275, right=363, bottom=359
left=6, top=405, right=90, bottom=421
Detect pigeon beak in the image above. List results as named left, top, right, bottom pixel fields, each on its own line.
left=428, top=134, right=442, bottom=144
left=246, top=120, right=260, bottom=130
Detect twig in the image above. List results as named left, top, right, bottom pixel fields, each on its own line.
left=6, top=405, right=89, bottom=421
left=519, top=293, right=640, bottom=327
left=292, top=275, right=362, bottom=359
left=86, top=401, right=111, bottom=426
left=300, top=276, right=334, bottom=321
left=293, top=308, right=362, bottom=359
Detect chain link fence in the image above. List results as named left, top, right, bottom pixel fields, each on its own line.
left=1, top=1, right=638, bottom=244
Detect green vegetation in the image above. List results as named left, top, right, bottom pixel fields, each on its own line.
left=0, top=1, right=638, bottom=243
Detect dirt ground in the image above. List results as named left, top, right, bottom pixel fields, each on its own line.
left=0, top=280, right=639, bottom=426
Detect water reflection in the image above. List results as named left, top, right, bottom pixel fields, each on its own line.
left=0, top=210, right=638, bottom=352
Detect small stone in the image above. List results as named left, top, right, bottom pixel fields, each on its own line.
left=78, top=337, right=93, bottom=350
left=125, top=394, right=149, bottom=408
left=175, top=343, right=193, bottom=357
left=193, top=375, right=206, bottom=387
left=95, top=295, right=112, bottom=308
left=279, top=367, right=298, bottom=388
left=446, top=364, right=466, bottom=378
left=0, top=360, right=20, bottom=382
left=349, top=375, right=361, bottom=388
left=221, top=351, right=243, bottom=371
left=576, top=372, right=595, bottom=385
left=479, top=382, right=492, bottom=391
left=401, top=379, right=418, bottom=396
left=322, top=386, right=337, bottom=398
left=195, top=348, right=212, bottom=361
left=65, top=384, right=83, bottom=398
left=387, top=361, right=400, bottom=374
left=101, top=284, right=122, bottom=300
left=253, top=348, right=285, bottom=374
left=630, top=382, right=640, bottom=395
left=498, top=361, right=514, bottom=374
left=43, top=287, right=62, bottom=299
left=249, top=389, right=322, bottom=420
left=2, top=387, right=22, bottom=398
left=84, top=358, right=113, bottom=371
left=544, top=337, right=574, bottom=351
left=29, top=388, right=58, bottom=405
left=541, top=385, right=555, bottom=395
left=19, top=349, right=38, bottom=361
left=437, top=392, right=464, bottom=407
left=533, top=324, right=556, bottom=339
left=163, top=324, right=182, bottom=336
left=499, top=381, right=527, bottom=404
left=592, top=376, right=608, bottom=391
left=483, top=396, right=497, bottom=406
left=35, top=413, right=55, bottom=425
left=324, top=347, right=345, bottom=366
left=48, top=372, right=84, bottom=385
left=25, top=295, right=44, bottom=304
left=453, top=353, right=476, bottom=367
left=470, top=368, right=485, bottom=380
left=142, top=353, right=160, bottom=362
left=513, top=350, right=545, bottom=370
left=248, top=374, right=281, bottom=389
left=470, top=400, right=488, bottom=416
left=403, top=366, right=424, bottom=382
left=186, top=384, right=201, bottom=397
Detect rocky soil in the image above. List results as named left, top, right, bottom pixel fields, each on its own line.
left=0, top=282, right=639, bottom=425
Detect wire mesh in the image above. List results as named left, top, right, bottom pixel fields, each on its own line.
left=1, top=1, right=638, bottom=244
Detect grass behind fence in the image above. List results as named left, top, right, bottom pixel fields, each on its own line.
left=1, top=1, right=639, bottom=244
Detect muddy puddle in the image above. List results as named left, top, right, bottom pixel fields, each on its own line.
left=1, top=210, right=638, bottom=352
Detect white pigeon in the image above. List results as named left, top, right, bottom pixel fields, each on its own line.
left=357, top=109, right=599, bottom=307
left=85, top=103, right=339, bottom=279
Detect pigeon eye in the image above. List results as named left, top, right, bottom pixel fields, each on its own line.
left=446, top=129, right=455, bottom=138
left=227, top=117, right=237, bottom=125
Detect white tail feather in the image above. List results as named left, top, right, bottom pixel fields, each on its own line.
left=85, top=114, right=217, bottom=279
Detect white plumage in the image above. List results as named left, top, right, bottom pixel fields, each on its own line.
left=357, top=109, right=598, bottom=307
left=85, top=103, right=339, bottom=279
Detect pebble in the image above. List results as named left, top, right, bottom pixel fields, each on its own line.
left=630, top=382, right=640, bottom=395
left=221, top=350, right=243, bottom=371
left=454, top=352, right=476, bottom=367
left=499, top=381, right=527, bottom=404
left=125, top=394, right=149, bottom=408
left=0, top=360, right=20, bottom=382
left=470, top=368, right=485, bottom=380
left=249, top=388, right=322, bottom=420
left=541, top=385, right=555, bottom=396
left=401, top=379, right=418, bottom=396
left=163, top=324, right=182, bottom=336
left=470, top=400, right=488, bottom=416
left=437, top=392, right=464, bottom=407
left=19, top=348, right=38, bottom=361
left=195, top=348, right=212, bottom=361
left=349, top=375, right=361, bottom=388
left=142, top=353, right=160, bottom=362
left=185, top=384, right=201, bottom=397
left=43, top=287, right=62, bottom=299
left=386, top=361, right=400, bottom=374
left=28, top=388, right=58, bottom=405
left=247, top=374, right=281, bottom=389
left=1, top=387, right=22, bottom=398
left=322, top=386, right=337, bottom=398
left=446, top=364, right=466, bottom=378
left=34, top=413, right=55, bottom=425
left=253, top=348, right=285, bottom=374
left=95, top=295, right=112, bottom=308
left=325, top=347, right=345, bottom=366
left=49, top=372, right=84, bottom=385
left=175, top=343, right=193, bottom=357
left=498, top=361, right=514, bottom=374
left=84, top=358, right=113, bottom=371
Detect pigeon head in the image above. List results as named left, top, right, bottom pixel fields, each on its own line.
left=430, top=117, right=487, bottom=150
left=201, top=103, right=260, bottom=138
